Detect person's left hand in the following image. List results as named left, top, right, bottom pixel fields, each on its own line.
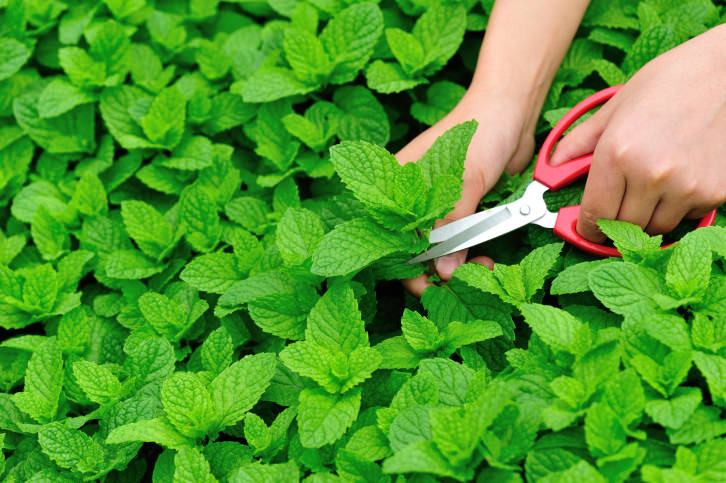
left=549, top=25, right=726, bottom=243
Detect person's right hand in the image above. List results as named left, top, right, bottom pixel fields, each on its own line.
left=396, top=87, right=537, bottom=297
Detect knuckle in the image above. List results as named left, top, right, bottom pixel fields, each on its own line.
left=677, top=178, right=699, bottom=198
left=700, top=188, right=726, bottom=208
left=644, top=165, right=673, bottom=187
left=608, top=139, right=636, bottom=170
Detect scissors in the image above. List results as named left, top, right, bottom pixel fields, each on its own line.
left=407, top=85, right=717, bottom=264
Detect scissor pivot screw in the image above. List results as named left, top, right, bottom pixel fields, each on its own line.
left=520, top=205, right=531, bottom=216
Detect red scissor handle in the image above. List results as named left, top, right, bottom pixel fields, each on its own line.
left=535, top=85, right=717, bottom=258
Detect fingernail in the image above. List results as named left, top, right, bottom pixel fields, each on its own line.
left=435, top=255, right=462, bottom=280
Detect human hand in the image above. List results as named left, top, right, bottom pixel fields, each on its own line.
left=550, top=25, right=726, bottom=243
left=396, top=88, right=536, bottom=297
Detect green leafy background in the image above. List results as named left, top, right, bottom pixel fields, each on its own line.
left=1, top=0, right=726, bottom=481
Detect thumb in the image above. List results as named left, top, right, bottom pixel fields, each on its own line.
left=432, top=172, right=486, bottom=281
left=549, top=99, right=615, bottom=167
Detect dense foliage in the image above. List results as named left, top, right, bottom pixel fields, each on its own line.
left=1, top=0, right=726, bottom=481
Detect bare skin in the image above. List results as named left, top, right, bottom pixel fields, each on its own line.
left=396, top=0, right=591, bottom=297
left=550, top=24, right=726, bottom=242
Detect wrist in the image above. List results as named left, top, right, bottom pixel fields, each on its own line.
left=463, top=80, right=540, bottom=136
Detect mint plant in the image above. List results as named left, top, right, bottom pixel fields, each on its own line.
left=1, top=0, right=726, bottom=482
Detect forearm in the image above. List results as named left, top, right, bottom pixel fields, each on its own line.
left=468, top=0, right=591, bottom=129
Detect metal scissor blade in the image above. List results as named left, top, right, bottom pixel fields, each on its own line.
left=406, top=181, right=552, bottom=265
left=428, top=205, right=509, bottom=243
left=406, top=207, right=513, bottom=264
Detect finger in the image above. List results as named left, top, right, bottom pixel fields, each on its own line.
left=615, top=178, right=661, bottom=231
left=576, top=146, right=626, bottom=243
left=401, top=274, right=433, bottom=299
left=549, top=99, right=616, bottom=167
left=645, top=198, right=689, bottom=235
left=685, top=208, right=716, bottom=220
left=468, top=256, right=495, bottom=270
left=433, top=171, right=487, bottom=281
left=395, top=128, right=441, bottom=165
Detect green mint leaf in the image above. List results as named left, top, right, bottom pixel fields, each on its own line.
left=225, top=197, right=271, bottom=236
left=247, top=287, right=320, bottom=340
left=342, top=347, right=382, bottom=392
left=539, top=460, right=607, bottom=483
left=453, top=263, right=518, bottom=306
left=520, top=304, right=583, bottom=354
left=411, top=81, right=466, bottom=126
left=644, top=386, right=702, bottom=430
left=585, top=401, right=627, bottom=457
left=623, top=25, right=677, bottom=75
left=589, top=262, right=664, bottom=315
left=385, top=28, right=425, bottom=74
left=129, top=44, right=175, bottom=93
left=311, top=218, right=417, bottom=277
left=73, top=172, right=108, bottom=217
left=551, top=259, right=610, bottom=295
left=31, top=206, right=68, bottom=261
left=201, top=326, right=235, bottom=375
left=37, top=78, right=95, bottom=119
left=233, top=67, right=316, bottom=103
left=319, top=3, right=383, bottom=84
left=597, top=219, right=662, bottom=262
left=412, top=3, right=467, bottom=71
left=180, top=252, right=242, bottom=294
left=123, top=335, right=175, bottom=387
left=0, top=38, right=32, bottom=81
left=103, top=0, right=146, bottom=19
left=174, top=446, right=218, bottom=483
left=276, top=208, right=324, bottom=266
left=11, top=337, right=63, bottom=423
left=345, top=426, right=391, bottom=463
left=283, top=27, right=331, bottom=84
left=99, top=86, right=159, bottom=149
left=374, top=336, right=421, bottom=370
left=400, top=309, right=439, bottom=353
left=429, top=406, right=479, bottom=467
left=333, top=85, right=390, bottom=146
left=383, top=440, right=470, bottom=480
left=138, top=291, right=188, bottom=337
left=58, top=47, right=107, bottom=87
left=418, top=358, right=473, bottom=406
left=439, top=320, right=502, bottom=356
left=179, top=184, right=222, bottom=253
left=417, top=120, right=476, bottom=187
left=89, top=19, right=131, bottom=82
left=210, top=352, right=277, bottom=429
left=162, top=136, right=215, bottom=171
left=279, top=341, right=340, bottom=393
left=365, top=60, right=427, bottom=94
left=692, top=351, right=726, bottom=407
left=72, top=360, right=122, bottom=405
left=106, top=417, right=193, bottom=449
left=307, top=284, right=368, bottom=353
left=140, top=86, right=186, bottom=149
left=666, top=230, right=711, bottom=298
left=38, top=422, right=104, bottom=474
left=328, top=140, right=401, bottom=214
left=121, top=200, right=176, bottom=261
left=13, top=95, right=96, bottom=154
left=162, top=372, right=216, bottom=438
left=298, top=387, right=361, bottom=448
left=227, top=461, right=299, bottom=482
left=244, top=412, right=272, bottom=454
left=520, top=242, right=564, bottom=298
